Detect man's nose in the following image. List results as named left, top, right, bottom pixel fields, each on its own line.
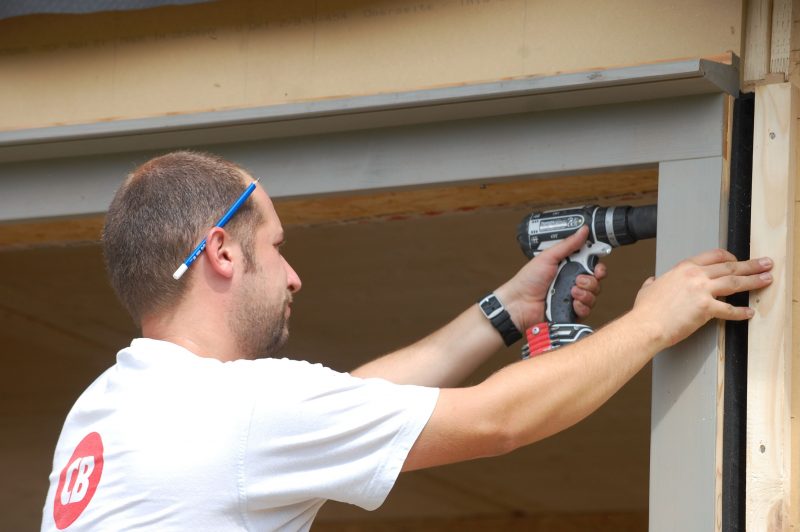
left=284, top=258, right=302, bottom=293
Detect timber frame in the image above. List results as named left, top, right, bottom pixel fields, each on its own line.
left=0, top=56, right=766, bottom=530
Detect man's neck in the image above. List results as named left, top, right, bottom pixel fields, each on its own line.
left=141, top=313, right=242, bottom=362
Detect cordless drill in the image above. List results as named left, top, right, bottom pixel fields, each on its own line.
left=517, top=204, right=657, bottom=358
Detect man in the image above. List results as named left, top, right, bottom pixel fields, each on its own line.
left=42, top=151, right=773, bottom=531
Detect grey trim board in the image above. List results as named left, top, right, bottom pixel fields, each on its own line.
left=0, top=58, right=738, bottom=164
left=0, top=94, right=725, bottom=223
left=650, top=156, right=727, bottom=531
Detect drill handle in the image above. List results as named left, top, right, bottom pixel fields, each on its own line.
left=546, top=241, right=610, bottom=323
left=548, top=261, right=587, bottom=323
left=526, top=259, right=596, bottom=358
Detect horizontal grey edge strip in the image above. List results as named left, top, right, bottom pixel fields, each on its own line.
left=0, top=0, right=213, bottom=21
left=0, top=58, right=737, bottom=147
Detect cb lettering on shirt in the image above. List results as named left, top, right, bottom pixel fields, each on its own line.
left=53, top=432, right=104, bottom=529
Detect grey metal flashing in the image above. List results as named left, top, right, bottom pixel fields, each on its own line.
left=0, top=94, right=726, bottom=223
left=0, top=58, right=738, bottom=164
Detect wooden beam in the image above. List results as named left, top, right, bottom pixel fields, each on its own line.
left=0, top=168, right=657, bottom=250
left=745, top=0, right=774, bottom=83
left=745, top=0, right=795, bottom=85
left=747, top=82, right=799, bottom=530
left=0, top=215, right=104, bottom=251
left=276, top=168, right=658, bottom=226
left=771, top=0, right=793, bottom=76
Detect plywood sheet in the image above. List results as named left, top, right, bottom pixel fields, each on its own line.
left=0, top=0, right=743, bottom=130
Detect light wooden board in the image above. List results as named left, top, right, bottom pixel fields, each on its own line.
left=745, top=0, right=773, bottom=83
left=0, top=168, right=658, bottom=250
left=747, top=82, right=798, bottom=530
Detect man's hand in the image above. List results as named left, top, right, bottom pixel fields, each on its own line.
left=353, top=226, right=602, bottom=386
left=495, top=226, right=605, bottom=332
left=630, top=249, right=773, bottom=349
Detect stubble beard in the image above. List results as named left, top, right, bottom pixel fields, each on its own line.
left=230, top=270, right=291, bottom=359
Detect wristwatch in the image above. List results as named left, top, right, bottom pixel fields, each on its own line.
left=478, top=293, right=523, bottom=346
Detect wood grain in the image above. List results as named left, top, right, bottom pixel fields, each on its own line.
left=0, top=168, right=658, bottom=250
left=771, top=0, right=793, bottom=75
left=747, top=82, right=799, bottom=531
left=745, top=0, right=773, bottom=82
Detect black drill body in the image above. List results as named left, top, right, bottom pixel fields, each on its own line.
left=517, top=204, right=657, bottom=356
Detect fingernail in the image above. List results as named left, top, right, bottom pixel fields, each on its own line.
left=746, top=308, right=755, bottom=318
left=577, top=278, right=588, bottom=288
left=760, top=272, right=773, bottom=281
left=759, top=258, right=773, bottom=267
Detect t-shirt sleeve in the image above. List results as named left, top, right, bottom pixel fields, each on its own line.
left=240, top=359, right=440, bottom=511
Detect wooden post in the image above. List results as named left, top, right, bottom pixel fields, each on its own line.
left=745, top=0, right=774, bottom=83
left=747, top=82, right=799, bottom=530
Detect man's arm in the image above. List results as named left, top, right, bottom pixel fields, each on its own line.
left=401, top=249, right=773, bottom=471
left=351, top=227, right=605, bottom=387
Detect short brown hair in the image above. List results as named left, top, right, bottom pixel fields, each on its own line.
left=103, top=151, right=263, bottom=323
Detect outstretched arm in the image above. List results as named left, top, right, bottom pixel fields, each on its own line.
left=402, top=249, right=773, bottom=471
left=351, top=227, right=605, bottom=387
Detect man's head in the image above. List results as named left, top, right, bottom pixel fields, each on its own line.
left=103, top=151, right=301, bottom=358
left=103, top=151, right=260, bottom=322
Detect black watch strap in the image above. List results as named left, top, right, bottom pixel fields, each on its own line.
left=478, top=293, right=523, bottom=346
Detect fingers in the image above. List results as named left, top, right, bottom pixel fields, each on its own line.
left=593, top=262, right=608, bottom=281
left=709, top=300, right=755, bottom=321
left=574, top=269, right=603, bottom=318
left=573, top=299, right=592, bottom=319
left=710, top=270, right=773, bottom=297
left=538, top=226, right=590, bottom=266
left=571, top=285, right=596, bottom=318
left=689, top=255, right=773, bottom=297
left=691, top=248, right=737, bottom=266
left=575, top=273, right=601, bottom=294
left=703, top=257, right=773, bottom=279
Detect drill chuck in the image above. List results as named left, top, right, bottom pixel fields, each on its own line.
left=593, top=205, right=657, bottom=247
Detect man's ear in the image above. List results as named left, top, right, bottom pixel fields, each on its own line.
left=204, top=227, right=235, bottom=279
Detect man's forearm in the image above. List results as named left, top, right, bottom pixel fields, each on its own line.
left=351, top=303, right=504, bottom=387
left=483, top=311, right=665, bottom=448
left=402, top=310, right=666, bottom=471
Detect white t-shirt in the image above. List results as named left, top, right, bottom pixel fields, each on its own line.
left=41, top=338, right=439, bottom=531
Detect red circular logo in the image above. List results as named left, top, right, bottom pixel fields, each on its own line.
left=53, top=432, right=104, bottom=530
